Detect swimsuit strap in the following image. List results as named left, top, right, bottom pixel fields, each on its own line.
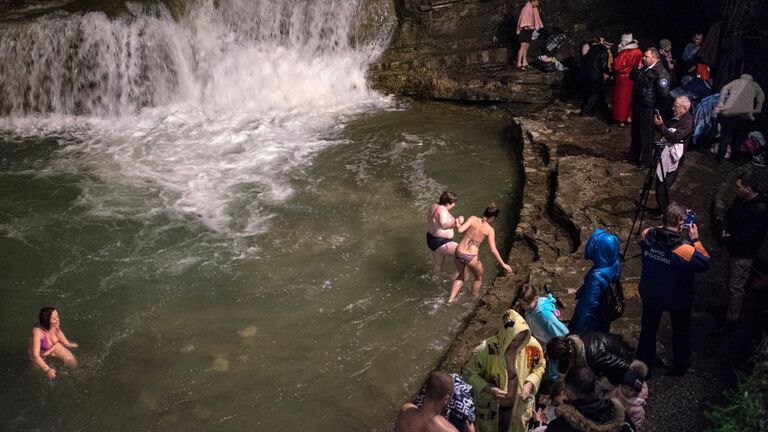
left=468, top=222, right=485, bottom=244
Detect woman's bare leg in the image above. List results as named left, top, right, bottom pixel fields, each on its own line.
left=432, top=250, right=445, bottom=275
left=467, top=260, right=484, bottom=299
left=433, top=242, right=458, bottom=275
left=518, top=42, right=530, bottom=67
left=50, top=344, right=77, bottom=368
left=449, top=259, right=467, bottom=303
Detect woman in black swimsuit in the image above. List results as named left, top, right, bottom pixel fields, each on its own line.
left=448, top=202, right=512, bottom=303
left=426, top=191, right=464, bottom=275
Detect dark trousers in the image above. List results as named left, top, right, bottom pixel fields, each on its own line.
left=655, top=168, right=678, bottom=211
left=636, top=302, right=692, bottom=372
left=717, top=116, right=749, bottom=159
left=582, top=79, right=605, bottom=116
left=630, top=107, right=654, bottom=165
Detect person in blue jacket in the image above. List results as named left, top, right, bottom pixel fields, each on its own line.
left=517, top=284, right=569, bottom=381
left=569, top=229, right=621, bottom=333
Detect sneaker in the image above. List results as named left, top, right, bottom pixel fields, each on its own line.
left=752, top=154, right=766, bottom=167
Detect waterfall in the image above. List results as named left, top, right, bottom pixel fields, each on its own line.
left=0, top=0, right=394, bottom=116
left=0, top=0, right=396, bottom=238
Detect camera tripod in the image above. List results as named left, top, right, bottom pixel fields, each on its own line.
left=621, top=140, right=669, bottom=261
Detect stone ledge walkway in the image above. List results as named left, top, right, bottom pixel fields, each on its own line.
left=439, top=100, right=762, bottom=432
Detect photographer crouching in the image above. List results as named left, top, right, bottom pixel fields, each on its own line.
left=652, top=96, right=694, bottom=214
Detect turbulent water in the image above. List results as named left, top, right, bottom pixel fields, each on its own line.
left=0, top=1, right=522, bottom=431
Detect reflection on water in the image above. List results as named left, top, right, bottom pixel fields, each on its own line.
left=0, top=101, right=521, bottom=431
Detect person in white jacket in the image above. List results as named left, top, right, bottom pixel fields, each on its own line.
left=714, top=74, right=764, bottom=160
left=716, top=74, right=765, bottom=121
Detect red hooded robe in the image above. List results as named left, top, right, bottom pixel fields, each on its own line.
left=612, top=48, right=643, bottom=122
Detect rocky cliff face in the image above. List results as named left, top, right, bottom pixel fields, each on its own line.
left=370, top=0, right=639, bottom=103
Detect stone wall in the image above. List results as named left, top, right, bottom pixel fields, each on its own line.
left=370, top=0, right=645, bottom=102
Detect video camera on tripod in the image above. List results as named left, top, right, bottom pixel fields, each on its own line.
left=621, top=138, right=668, bottom=260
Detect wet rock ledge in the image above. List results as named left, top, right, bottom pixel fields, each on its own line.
left=369, top=0, right=639, bottom=103
left=431, top=100, right=768, bottom=431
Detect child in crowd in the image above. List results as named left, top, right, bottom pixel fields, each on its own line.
left=517, top=284, right=569, bottom=381
left=530, top=379, right=566, bottom=431
left=607, top=365, right=649, bottom=428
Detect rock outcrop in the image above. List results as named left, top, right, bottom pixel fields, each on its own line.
left=370, top=0, right=641, bottom=102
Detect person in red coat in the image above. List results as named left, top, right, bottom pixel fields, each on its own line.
left=612, top=34, right=643, bottom=126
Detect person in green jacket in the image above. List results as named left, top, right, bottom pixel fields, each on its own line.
left=463, top=309, right=546, bottom=432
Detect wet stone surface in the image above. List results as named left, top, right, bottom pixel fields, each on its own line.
left=438, top=100, right=767, bottom=432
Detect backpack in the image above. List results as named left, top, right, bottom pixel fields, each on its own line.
left=533, top=57, right=557, bottom=73
left=595, top=271, right=625, bottom=322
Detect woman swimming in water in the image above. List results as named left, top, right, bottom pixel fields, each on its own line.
left=28, top=307, right=78, bottom=379
left=427, top=191, right=465, bottom=274
left=448, top=202, right=512, bottom=303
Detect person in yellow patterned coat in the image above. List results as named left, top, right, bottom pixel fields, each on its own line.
left=462, top=309, right=545, bottom=432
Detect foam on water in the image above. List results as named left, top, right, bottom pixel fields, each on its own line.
left=0, top=0, right=394, bottom=239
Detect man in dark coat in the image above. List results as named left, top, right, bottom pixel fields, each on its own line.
left=637, top=203, right=710, bottom=376
left=713, top=172, right=768, bottom=335
left=545, top=366, right=636, bottom=432
left=580, top=37, right=610, bottom=117
left=629, top=48, right=671, bottom=169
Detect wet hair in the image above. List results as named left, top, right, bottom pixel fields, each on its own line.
left=546, top=337, right=573, bottom=362
left=483, top=202, right=501, bottom=219
left=424, top=371, right=454, bottom=402
left=565, top=366, right=596, bottom=398
left=645, top=47, right=661, bottom=60
left=737, top=172, right=761, bottom=193
left=438, top=191, right=459, bottom=205
left=516, top=284, right=538, bottom=306
left=662, top=203, right=687, bottom=227
left=38, top=307, right=56, bottom=330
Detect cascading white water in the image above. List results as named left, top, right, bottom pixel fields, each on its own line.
left=0, top=0, right=391, bottom=115
left=0, top=0, right=395, bottom=239
left=0, top=3, right=195, bottom=116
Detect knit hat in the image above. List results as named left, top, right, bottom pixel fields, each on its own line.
left=618, top=33, right=639, bottom=51
left=620, top=368, right=646, bottom=392
left=660, top=39, right=672, bottom=50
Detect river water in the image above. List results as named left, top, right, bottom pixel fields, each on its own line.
left=0, top=1, right=522, bottom=430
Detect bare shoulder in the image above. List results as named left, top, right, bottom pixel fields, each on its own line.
left=395, top=404, right=420, bottom=432
left=432, top=415, right=459, bottom=432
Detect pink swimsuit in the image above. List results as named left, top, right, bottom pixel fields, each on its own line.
left=39, top=328, right=56, bottom=351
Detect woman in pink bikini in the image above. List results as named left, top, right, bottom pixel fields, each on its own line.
left=427, top=191, right=465, bottom=275
left=448, top=202, right=512, bottom=303
left=28, top=307, right=78, bottom=379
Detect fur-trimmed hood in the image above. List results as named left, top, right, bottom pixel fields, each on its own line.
left=555, top=398, right=631, bottom=432
left=568, top=335, right=588, bottom=367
